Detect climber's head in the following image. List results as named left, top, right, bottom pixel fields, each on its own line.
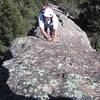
left=44, top=7, right=53, bottom=21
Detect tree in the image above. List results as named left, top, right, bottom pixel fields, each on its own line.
left=50, top=0, right=100, bottom=51
left=0, top=0, right=40, bottom=62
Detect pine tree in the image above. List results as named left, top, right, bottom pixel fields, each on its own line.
left=0, top=0, right=41, bottom=62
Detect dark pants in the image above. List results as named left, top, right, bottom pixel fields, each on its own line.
left=44, top=22, right=54, bottom=36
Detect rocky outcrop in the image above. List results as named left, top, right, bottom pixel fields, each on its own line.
left=3, top=5, right=100, bottom=100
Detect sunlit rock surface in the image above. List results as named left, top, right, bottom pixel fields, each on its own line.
left=3, top=5, right=100, bottom=100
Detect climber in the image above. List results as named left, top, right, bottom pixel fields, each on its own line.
left=38, top=7, right=59, bottom=42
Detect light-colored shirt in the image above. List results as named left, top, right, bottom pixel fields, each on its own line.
left=38, top=12, right=59, bottom=30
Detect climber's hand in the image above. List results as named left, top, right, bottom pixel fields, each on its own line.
left=47, top=37, right=53, bottom=42
left=52, top=37, right=58, bottom=43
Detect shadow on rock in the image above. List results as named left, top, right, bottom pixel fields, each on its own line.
left=0, top=66, right=37, bottom=100
left=49, top=95, right=76, bottom=100
left=3, top=49, right=13, bottom=62
left=0, top=49, right=13, bottom=66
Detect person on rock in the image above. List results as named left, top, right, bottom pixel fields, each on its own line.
left=38, top=7, right=59, bottom=42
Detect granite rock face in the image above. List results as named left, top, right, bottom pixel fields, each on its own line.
left=3, top=6, right=100, bottom=100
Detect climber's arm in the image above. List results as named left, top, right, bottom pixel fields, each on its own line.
left=40, top=27, right=50, bottom=39
left=53, top=29, right=58, bottom=37
left=52, top=15, right=59, bottom=42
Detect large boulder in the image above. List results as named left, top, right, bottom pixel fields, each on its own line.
left=3, top=5, right=100, bottom=100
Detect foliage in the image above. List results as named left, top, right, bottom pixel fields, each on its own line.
left=50, top=0, right=80, bottom=17
left=0, top=0, right=41, bottom=62
left=78, top=0, right=100, bottom=51
left=50, top=0, right=100, bottom=51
